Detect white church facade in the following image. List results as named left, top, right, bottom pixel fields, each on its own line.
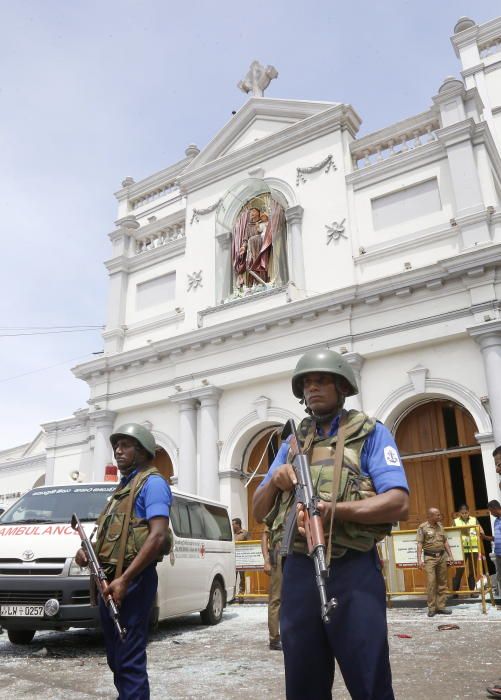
left=1, top=16, right=501, bottom=542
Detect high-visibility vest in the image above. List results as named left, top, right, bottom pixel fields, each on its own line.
left=454, top=516, right=479, bottom=553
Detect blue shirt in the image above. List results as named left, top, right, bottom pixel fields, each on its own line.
left=259, top=417, right=408, bottom=494
left=494, top=517, right=501, bottom=556
left=120, top=470, right=172, bottom=520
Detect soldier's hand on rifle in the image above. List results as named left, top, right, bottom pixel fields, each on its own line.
left=271, top=463, right=297, bottom=492
left=297, top=500, right=332, bottom=536
left=105, top=576, right=129, bottom=606
left=75, top=547, right=89, bottom=568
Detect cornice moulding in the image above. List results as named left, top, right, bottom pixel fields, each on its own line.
left=124, top=310, right=185, bottom=337
left=86, top=302, right=491, bottom=409
left=485, top=59, right=501, bottom=75
left=104, top=238, right=186, bottom=274
left=461, top=63, right=485, bottom=79
left=73, top=243, right=501, bottom=383
left=0, top=454, right=47, bottom=473
left=353, top=220, right=457, bottom=263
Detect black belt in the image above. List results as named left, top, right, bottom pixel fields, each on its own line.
left=423, top=549, right=445, bottom=558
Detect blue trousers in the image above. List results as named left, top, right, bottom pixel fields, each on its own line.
left=99, top=565, right=157, bottom=700
left=281, top=550, right=394, bottom=700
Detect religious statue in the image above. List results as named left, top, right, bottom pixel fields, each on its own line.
left=231, top=196, right=287, bottom=290
left=238, top=60, right=278, bottom=97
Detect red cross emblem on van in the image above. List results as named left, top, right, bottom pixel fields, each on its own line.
left=199, top=544, right=206, bottom=558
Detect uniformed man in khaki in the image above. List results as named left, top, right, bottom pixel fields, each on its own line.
left=416, top=507, right=454, bottom=617
left=261, top=526, right=282, bottom=650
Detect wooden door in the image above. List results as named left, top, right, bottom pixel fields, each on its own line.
left=244, top=429, right=280, bottom=595
left=395, top=400, right=490, bottom=590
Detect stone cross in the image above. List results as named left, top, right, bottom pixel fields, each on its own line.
left=238, top=61, right=278, bottom=97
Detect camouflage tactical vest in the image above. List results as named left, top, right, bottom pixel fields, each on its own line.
left=264, top=410, right=392, bottom=558
left=93, top=466, right=169, bottom=575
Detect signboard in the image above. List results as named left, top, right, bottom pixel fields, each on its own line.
left=391, top=527, right=465, bottom=568
left=235, top=540, right=264, bottom=571
left=445, top=528, right=465, bottom=567
left=392, top=532, right=420, bottom=569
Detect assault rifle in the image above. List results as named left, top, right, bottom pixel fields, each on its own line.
left=71, top=513, right=126, bottom=640
left=279, top=420, right=337, bottom=623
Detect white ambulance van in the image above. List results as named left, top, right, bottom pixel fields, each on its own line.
left=0, top=482, right=235, bottom=644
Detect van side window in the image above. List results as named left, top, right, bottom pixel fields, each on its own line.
left=188, top=503, right=205, bottom=539
left=170, top=499, right=191, bottom=538
left=202, top=504, right=232, bottom=541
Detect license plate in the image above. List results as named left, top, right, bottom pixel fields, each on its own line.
left=1, top=605, right=44, bottom=617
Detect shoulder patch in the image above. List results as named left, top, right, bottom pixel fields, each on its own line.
left=384, top=445, right=401, bottom=467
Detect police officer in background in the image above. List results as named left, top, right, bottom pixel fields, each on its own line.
left=75, top=423, right=172, bottom=700
left=253, top=349, right=409, bottom=700
left=416, top=507, right=454, bottom=616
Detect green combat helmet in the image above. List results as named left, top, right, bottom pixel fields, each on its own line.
left=291, top=348, right=358, bottom=398
left=110, top=423, right=156, bottom=458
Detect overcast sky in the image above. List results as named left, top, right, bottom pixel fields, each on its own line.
left=0, top=0, right=499, bottom=451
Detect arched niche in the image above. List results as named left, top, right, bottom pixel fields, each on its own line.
left=215, top=178, right=301, bottom=303
left=151, top=430, right=179, bottom=482
left=374, top=378, right=492, bottom=436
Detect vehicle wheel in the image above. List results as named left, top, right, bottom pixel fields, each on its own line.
left=7, top=629, right=35, bottom=645
left=200, top=579, right=224, bottom=625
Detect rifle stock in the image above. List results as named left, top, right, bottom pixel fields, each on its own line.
left=71, top=513, right=127, bottom=640
left=279, top=420, right=337, bottom=623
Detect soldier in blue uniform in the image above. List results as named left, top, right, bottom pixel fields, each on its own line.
left=76, top=423, right=171, bottom=700
left=253, top=349, right=409, bottom=700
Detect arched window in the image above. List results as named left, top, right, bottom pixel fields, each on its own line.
left=215, top=179, right=289, bottom=302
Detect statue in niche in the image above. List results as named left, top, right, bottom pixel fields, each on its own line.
left=231, top=194, right=287, bottom=290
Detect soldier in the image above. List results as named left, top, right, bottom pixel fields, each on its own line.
left=416, top=507, right=454, bottom=617
left=75, top=423, right=171, bottom=700
left=253, top=348, right=409, bottom=700
left=261, top=526, right=282, bottom=650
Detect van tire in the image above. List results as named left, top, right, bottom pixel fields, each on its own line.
left=200, top=579, right=224, bottom=625
left=8, top=629, right=35, bottom=645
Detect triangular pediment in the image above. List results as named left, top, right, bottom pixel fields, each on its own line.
left=23, top=430, right=46, bottom=457
left=186, top=97, right=339, bottom=170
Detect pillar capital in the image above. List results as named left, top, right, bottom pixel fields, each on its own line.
left=343, top=351, right=365, bottom=373
left=285, top=204, right=304, bottom=225
left=468, top=319, right=501, bottom=445
left=467, top=319, right=501, bottom=349
left=88, top=409, right=117, bottom=428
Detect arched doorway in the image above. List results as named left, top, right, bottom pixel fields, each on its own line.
left=152, top=447, right=174, bottom=484
left=396, top=399, right=490, bottom=531
left=243, top=427, right=281, bottom=596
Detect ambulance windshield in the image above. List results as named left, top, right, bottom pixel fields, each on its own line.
left=0, top=485, right=116, bottom=525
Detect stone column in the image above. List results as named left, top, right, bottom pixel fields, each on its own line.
left=104, top=215, right=139, bottom=354
left=89, top=410, right=117, bottom=482
left=170, top=395, right=198, bottom=494
left=468, top=320, right=501, bottom=445
left=285, top=205, right=305, bottom=293
left=198, top=387, right=223, bottom=501
left=432, top=78, right=489, bottom=247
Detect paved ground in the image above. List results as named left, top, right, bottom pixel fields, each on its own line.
left=1, top=602, right=501, bottom=699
